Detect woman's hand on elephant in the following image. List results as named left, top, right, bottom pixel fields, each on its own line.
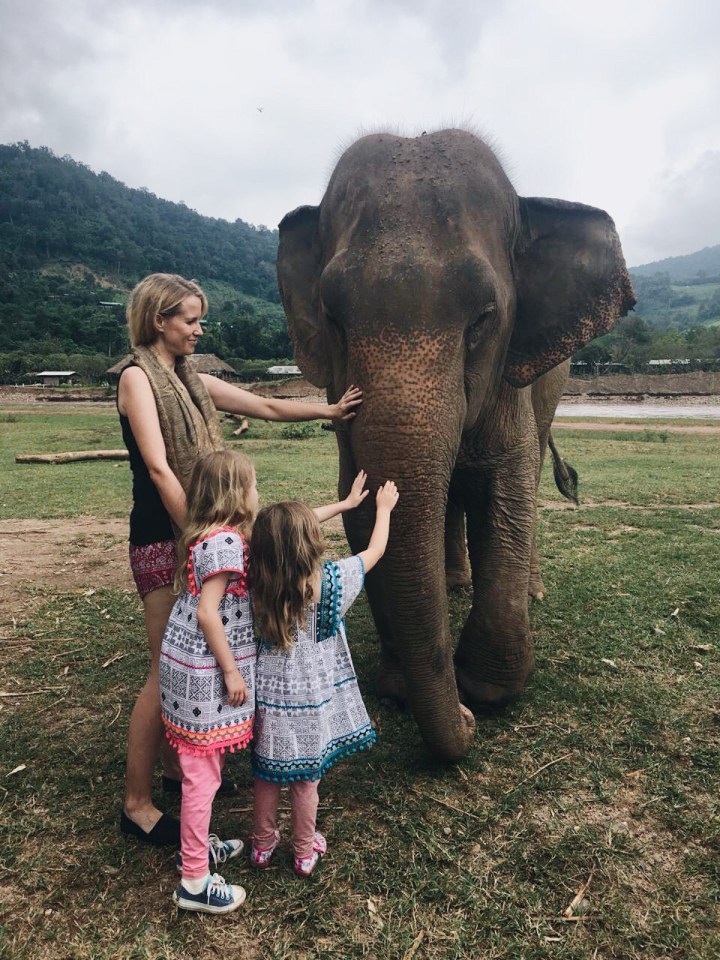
left=345, top=470, right=370, bottom=510
left=375, top=480, right=399, bottom=514
left=331, top=385, right=363, bottom=420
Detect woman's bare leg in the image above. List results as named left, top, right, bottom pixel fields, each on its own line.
left=122, top=585, right=180, bottom=830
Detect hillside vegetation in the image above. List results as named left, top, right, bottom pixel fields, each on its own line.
left=1, top=141, right=719, bottom=382
left=0, top=142, right=291, bottom=382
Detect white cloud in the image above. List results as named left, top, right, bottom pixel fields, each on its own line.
left=623, top=151, right=720, bottom=265
left=0, top=0, right=718, bottom=264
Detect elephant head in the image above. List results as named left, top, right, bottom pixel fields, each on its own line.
left=277, top=130, right=634, bottom=761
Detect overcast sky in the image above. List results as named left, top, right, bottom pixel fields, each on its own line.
left=1, top=0, right=718, bottom=267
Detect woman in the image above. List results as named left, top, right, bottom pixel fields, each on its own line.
left=117, top=274, right=361, bottom=845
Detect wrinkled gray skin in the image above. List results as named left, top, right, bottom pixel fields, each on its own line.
left=277, top=130, right=635, bottom=760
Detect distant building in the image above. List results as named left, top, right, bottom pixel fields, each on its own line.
left=266, top=365, right=302, bottom=377
left=647, top=359, right=691, bottom=366
left=106, top=354, right=240, bottom=382
left=35, top=370, right=76, bottom=387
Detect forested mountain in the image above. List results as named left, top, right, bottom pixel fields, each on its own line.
left=1, top=140, right=719, bottom=383
left=573, top=250, right=720, bottom=370
left=630, top=245, right=720, bottom=280
left=0, top=141, right=290, bottom=382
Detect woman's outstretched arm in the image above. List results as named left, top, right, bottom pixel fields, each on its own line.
left=200, top=376, right=362, bottom=422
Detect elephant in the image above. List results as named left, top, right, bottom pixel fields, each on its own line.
left=277, top=129, right=635, bottom=761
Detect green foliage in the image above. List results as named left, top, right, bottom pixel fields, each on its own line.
left=279, top=422, right=319, bottom=440
left=0, top=142, right=291, bottom=372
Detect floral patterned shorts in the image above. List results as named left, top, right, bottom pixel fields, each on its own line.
left=129, top=539, right=177, bottom=599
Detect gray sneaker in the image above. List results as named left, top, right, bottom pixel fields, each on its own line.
left=173, top=873, right=246, bottom=914
left=175, top=835, right=243, bottom=873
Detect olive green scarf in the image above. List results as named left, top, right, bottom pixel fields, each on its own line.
left=132, top=345, right=226, bottom=501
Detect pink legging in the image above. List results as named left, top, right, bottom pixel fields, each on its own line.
left=253, top=778, right=320, bottom=859
left=178, top=750, right=225, bottom=880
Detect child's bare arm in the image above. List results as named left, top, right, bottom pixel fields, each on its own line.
left=197, top=573, right=248, bottom=707
left=313, top=469, right=369, bottom=523
left=357, top=481, right=399, bottom=573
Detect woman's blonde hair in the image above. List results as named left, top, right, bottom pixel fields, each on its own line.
left=251, top=502, right=325, bottom=651
left=174, top=450, right=257, bottom=593
left=126, top=273, right=208, bottom=348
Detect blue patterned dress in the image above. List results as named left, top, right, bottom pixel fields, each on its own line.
left=159, top=527, right=255, bottom=755
left=252, top=555, right=376, bottom=782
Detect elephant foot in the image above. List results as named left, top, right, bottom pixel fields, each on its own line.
left=528, top=575, right=545, bottom=601
left=455, top=663, right=533, bottom=712
left=446, top=567, right=472, bottom=592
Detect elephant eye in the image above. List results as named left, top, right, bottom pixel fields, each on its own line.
left=466, top=303, right=496, bottom=352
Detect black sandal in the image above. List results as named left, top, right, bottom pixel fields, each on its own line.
left=120, top=810, right=180, bottom=847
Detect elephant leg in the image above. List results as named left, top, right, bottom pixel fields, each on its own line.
left=528, top=427, right=549, bottom=600
left=454, top=461, right=537, bottom=708
left=529, top=362, right=570, bottom=599
left=445, top=492, right=471, bottom=591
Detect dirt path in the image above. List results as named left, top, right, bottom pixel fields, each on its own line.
left=0, top=515, right=348, bottom=632
left=0, top=517, right=133, bottom=629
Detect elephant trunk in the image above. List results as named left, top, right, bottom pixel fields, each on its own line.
left=343, top=340, right=476, bottom=760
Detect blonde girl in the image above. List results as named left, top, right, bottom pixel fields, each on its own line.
left=249, top=477, right=399, bottom=877
left=159, top=450, right=259, bottom=914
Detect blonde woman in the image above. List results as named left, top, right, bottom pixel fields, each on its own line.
left=118, top=273, right=361, bottom=846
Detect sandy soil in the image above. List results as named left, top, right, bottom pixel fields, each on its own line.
left=0, top=517, right=134, bottom=630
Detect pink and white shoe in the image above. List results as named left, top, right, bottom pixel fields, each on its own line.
left=249, top=830, right=280, bottom=868
left=294, top=832, right=327, bottom=878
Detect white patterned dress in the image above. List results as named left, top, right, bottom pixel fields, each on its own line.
left=252, top=555, right=376, bottom=782
left=159, top=527, right=255, bottom=755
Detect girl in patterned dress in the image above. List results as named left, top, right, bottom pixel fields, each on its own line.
left=159, top=450, right=259, bottom=914
left=249, top=478, right=399, bottom=877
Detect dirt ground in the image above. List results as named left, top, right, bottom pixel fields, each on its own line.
left=0, top=517, right=134, bottom=630
left=2, top=379, right=718, bottom=633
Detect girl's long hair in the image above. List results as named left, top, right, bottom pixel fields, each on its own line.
left=174, top=450, right=257, bottom=593
left=251, top=501, right=325, bottom=651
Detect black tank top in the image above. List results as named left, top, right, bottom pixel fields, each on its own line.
left=118, top=367, right=175, bottom=546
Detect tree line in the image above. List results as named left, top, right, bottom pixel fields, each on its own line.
left=0, top=142, right=291, bottom=381
left=2, top=141, right=719, bottom=385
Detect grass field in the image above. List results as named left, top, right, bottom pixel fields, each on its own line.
left=0, top=408, right=718, bottom=959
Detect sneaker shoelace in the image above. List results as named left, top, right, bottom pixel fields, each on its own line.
left=206, top=873, right=232, bottom=903
left=208, top=834, right=231, bottom=868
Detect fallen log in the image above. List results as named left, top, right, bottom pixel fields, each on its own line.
left=16, top=450, right=129, bottom=464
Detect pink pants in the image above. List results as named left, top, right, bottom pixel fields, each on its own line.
left=178, top=751, right=225, bottom=880
left=253, top=778, right=320, bottom=859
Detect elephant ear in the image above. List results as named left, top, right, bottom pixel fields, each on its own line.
left=277, top=205, right=333, bottom=388
left=504, top=198, right=636, bottom=388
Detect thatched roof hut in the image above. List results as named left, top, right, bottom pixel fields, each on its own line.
left=107, top=354, right=239, bottom=381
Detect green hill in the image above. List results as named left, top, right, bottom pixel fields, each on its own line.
left=573, top=247, right=720, bottom=370
left=630, top=245, right=720, bottom=281
left=2, top=141, right=718, bottom=382
left=629, top=249, right=720, bottom=332
left=0, top=141, right=290, bottom=382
